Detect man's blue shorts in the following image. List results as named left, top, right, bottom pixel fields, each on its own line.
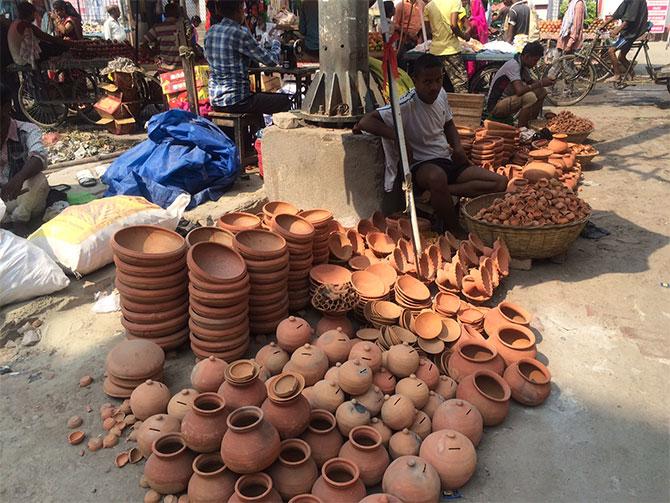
left=613, top=36, right=635, bottom=52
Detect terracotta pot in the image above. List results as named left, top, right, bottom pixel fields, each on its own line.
left=288, top=496, right=324, bottom=503
left=447, top=341, right=506, bottom=382
left=380, top=393, right=415, bottom=431
left=395, top=374, right=430, bottom=409
left=335, top=399, right=371, bottom=436
left=190, top=356, right=228, bottom=393
left=144, top=433, right=195, bottom=494
left=422, top=391, right=446, bottom=419
left=300, top=409, right=344, bottom=468
left=434, top=375, right=458, bottom=400
left=369, top=417, right=392, bottom=447
left=414, top=358, right=440, bottom=391
left=522, top=161, right=556, bottom=182
left=137, top=414, right=182, bottom=457
left=310, top=379, right=345, bottom=413
left=220, top=406, right=281, bottom=474
left=503, top=358, right=551, bottom=406
left=432, top=399, right=483, bottom=446
left=218, top=360, right=267, bottom=410
left=188, top=452, right=237, bottom=503
left=316, top=315, right=353, bottom=337
left=548, top=133, right=569, bottom=154
left=389, top=427, right=421, bottom=459
left=348, top=341, right=383, bottom=372
left=167, top=389, right=198, bottom=420
left=229, top=473, right=282, bottom=503
left=484, top=301, right=531, bottom=333
left=337, top=359, right=373, bottom=396
left=261, top=372, right=311, bottom=439
left=268, top=439, right=319, bottom=500
left=488, top=322, right=537, bottom=366
left=386, top=342, right=420, bottom=378
left=373, top=367, right=397, bottom=395
left=276, top=316, right=314, bottom=352
left=360, top=494, right=403, bottom=503
left=255, top=342, right=290, bottom=375
left=285, top=343, right=329, bottom=386
left=311, top=458, right=367, bottom=503
left=420, top=430, right=477, bottom=490
left=338, top=425, right=389, bottom=486
left=352, top=385, right=384, bottom=416
left=112, top=225, right=186, bottom=267
left=456, top=370, right=511, bottom=426
left=382, top=455, right=441, bottom=503
left=181, top=392, right=229, bottom=453
left=130, top=380, right=171, bottom=420
left=315, top=328, right=352, bottom=365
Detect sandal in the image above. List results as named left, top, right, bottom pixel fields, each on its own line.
left=76, top=169, right=98, bottom=188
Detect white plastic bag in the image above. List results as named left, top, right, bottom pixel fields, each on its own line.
left=28, top=194, right=190, bottom=277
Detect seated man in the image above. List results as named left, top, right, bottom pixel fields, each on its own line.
left=204, top=0, right=291, bottom=115
left=141, top=3, right=181, bottom=71
left=486, top=41, right=554, bottom=127
left=601, top=0, right=649, bottom=82
left=0, top=84, right=49, bottom=230
left=356, top=54, right=507, bottom=234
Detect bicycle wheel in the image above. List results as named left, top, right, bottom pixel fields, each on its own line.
left=18, top=77, right=68, bottom=128
left=591, top=55, right=613, bottom=82
left=469, top=63, right=501, bottom=95
left=137, top=74, right=167, bottom=125
left=72, top=72, right=103, bottom=125
left=544, top=54, right=595, bottom=106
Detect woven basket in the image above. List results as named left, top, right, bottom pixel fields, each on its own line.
left=562, top=129, right=593, bottom=144
left=575, top=149, right=599, bottom=168
left=462, top=193, right=590, bottom=259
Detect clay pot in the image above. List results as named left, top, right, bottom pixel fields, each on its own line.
left=255, top=343, right=290, bottom=375
left=548, top=133, right=569, bottom=154
left=188, top=453, right=237, bottom=503
left=106, top=339, right=165, bottom=382
left=144, top=433, right=195, bottom=495
left=348, top=341, right=383, bottom=371
left=300, top=409, right=344, bottom=468
left=315, top=315, right=353, bottom=337
left=359, top=494, right=403, bottom=503
left=181, top=393, right=229, bottom=453
left=434, top=375, right=458, bottom=400
left=315, top=328, right=352, bottom=365
left=276, top=316, right=314, bottom=352
left=410, top=409, right=432, bottom=440
left=261, top=372, right=311, bottom=439
left=395, top=374, right=430, bottom=409
left=338, top=425, right=389, bottom=486
left=167, top=389, right=198, bottom=420
left=488, top=322, right=537, bottom=366
left=381, top=394, right=415, bottom=431
left=337, top=359, right=373, bottom=396
left=389, top=427, right=422, bottom=459
left=382, top=455, right=441, bottom=503
left=138, top=414, right=182, bottom=457
left=369, top=417, right=392, bottom=447
left=420, top=430, right=477, bottom=490
left=373, top=367, right=397, bottom=395
left=220, top=406, right=281, bottom=474
left=447, top=341, right=506, bottom=382
left=422, top=391, right=446, bottom=419
left=386, top=342, right=420, bottom=378
left=190, top=356, right=228, bottom=393
left=484, top=301, right=531, bottom=332
left=335, top=399, right=371, bottom=436
left=130, top=380, right=171, bottom=420
left=415, top=358, right=440, bottom=390
left=229, top=473, right=282, bottom=503
left=503, top=358, right=551, bottom=406
left=112, top=225, right=186, bottom=267
left=288, top=496, right=324, bottom=503
left=310, top=379, right=345, bottom=413
left=311, top=458, right=367, bottom=503
left=456, top=370, right=511, bottom=426
left=432, top=399, right=484, bottom=446
left=352, top=385, right=384, bottom=416
left=523, top=161, right=556, bottom=182
left=218, top=360, right=267, bottom=410
left=268, top=439, right=319, bottom=500
left=284, top=344, right=329, bottom=386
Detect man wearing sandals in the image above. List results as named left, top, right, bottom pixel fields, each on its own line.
left=601, top=0, right=648, bottom=83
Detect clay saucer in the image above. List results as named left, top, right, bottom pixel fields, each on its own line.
left=298, top=209, right=333, bottom=226
left=266, top=371, right=305, bottom=402
left=459, top=308, right=485, bottom=326
left=189, top=306, right=248, bottom=330
left=366, top=232, right=395, bottom=256
left=112, top=225, right=186, bottom=266
left=225, top=359, right=259, bottom=385
left=310, top=264, right=352, bottom=286
left=121, top=301, right=188, bottom=325
left=395, top=275, right=430, bottom=303
left=346, top=230, right=365, bottom=255
left=186, top=226, right=234, bottom=248
left=365, top=262, right=398, bottom=291
left=234, top=229, right=287, bottom=260
left=357, top=328, right=382, bottom=341
left=328, top=233, right=353, bottom=261
left=272, top=214, right=315, bottom=242
left=439, top=318, right=462, bottom=343
left=105, top=339, right=164, bottom=381
left=351, top=271, right=387, bottom=298
left=217, top=212, right=262, bottom=233
left=103, top=377, right=134, bottom=398
left=417, top=336, right=445, bottom=355
left=433, top=292, right=461, bottom=316
left=413, top=311, right=443, bottom=340
left=263, top=201, right=299, bottom=221
left=372, top=301, right=403, bottom=321
left=389, top=325, right=417, bottom=344
left=348, top=255, right=371, bottom=271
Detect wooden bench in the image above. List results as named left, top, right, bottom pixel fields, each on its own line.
left=207, top=111, right=264, bottom=166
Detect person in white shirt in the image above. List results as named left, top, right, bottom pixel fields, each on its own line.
left=103, top=5, right=126, bottom=42
left=355, top=54, right=507, bottom=234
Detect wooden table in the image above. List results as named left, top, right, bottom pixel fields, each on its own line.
left=247, top=66, right=319, bottom=109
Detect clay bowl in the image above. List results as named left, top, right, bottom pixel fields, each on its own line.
left=234, top=229, right=287, bottom=260
left=126, top=328, right=189, bottom=350
left=351, top=271, right=387, bottom=298
left=121, top=301, right=188, bottom=325
left=122, top=312, right=189, bottom=338
left=395, top=275, right=430, bottom=303
left=112, top=225, right=186, bottom=267
left=121, top=293, right=188, bottom=314
left=440, top=317, right=462, bottom=342
left=188, top=271, right=249, bottom=294
left=329, top=232, right=354, bottom=261
left=217, top=212, right=262, bottom=233
left=189, top=306, right=249, bottom=330
left=113, top=255, right=184, bottom=278
left=115, top=279, right=186, bottom=304
left=357, top=218, right=380, bottom=236
left=310, top=264, right=352, bottom=287
left=272, top=214, right=315, bottom=243
left=249, top=288, right=291, bottom=306
left=186, top=226, right=234, bottom=248
left=190, top=330, right=249, bottom=352
left=365, top=262, right=398, bottom=291
left=115, top=268, right=187, bottom=291
left=105, top=339, right=165, bottom=381
left=414, top=311, right=443, bottom=340
left=247, top=267, right=291, bottom=286
left=263, top=201, right=299, bottom=222
left=433, top=292, right=461, bottom=316
left=189, top=318, right=250, bottom=341
left=349, top=255, right=371, bottom=271
left=188, top=284, right=250, bottom=307
left=187, top=242, right=248, bottom=284
left=372, top=300, right=403, bottom=321
left=366, top=232, right=395, bottom=257
left=244, top=253, right=290, bottom=274
left=190, top=335, right=249, bottom=359
left=459, top=308, right=484, bottom=326
left=190, top=298, right=249, bottom=319
left=298, top=209, right=333, bottom=226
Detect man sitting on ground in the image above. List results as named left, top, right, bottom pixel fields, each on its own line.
left=600, top=0, right=648, bottom=83
left=204, top=0, right=291, bottom=115
left=486, top=41, right=554, bottom=127
left=355, top=54, right=507, bottom=234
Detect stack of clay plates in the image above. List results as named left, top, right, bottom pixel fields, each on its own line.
left=376, top=325, right=418, bottom=350
left=217, top=212, right=262, bottom=234
left=112, top=225, right=189, bottom=350
left=271, top=213, right=316, bottom=311
left=433, top=291, right=461, bottom=318
left=187, top=242, right=250, bottom=360
left=458, top=306, right=485, bottom=332
left=298, top=209, right=334, bottom=265
left=309, top=264, right=352, bottom=297
left=364, top=300, right=404, bottom=328
left=458, top=127, right=475, bottom=156
left=233, top=229, right=290, bottom=335
left=394, top=275, right=432, bottom=312
left=351, top=270, right=391, bottom=321
left=103, top=339, right=164, bottom=398
left=413, top=310, right=446, bottom=355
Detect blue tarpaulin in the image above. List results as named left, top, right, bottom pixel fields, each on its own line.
left=102, top=110, right=240, bottom=209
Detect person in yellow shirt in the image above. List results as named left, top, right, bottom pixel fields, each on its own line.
left=424, top=0, right=471, bottom=93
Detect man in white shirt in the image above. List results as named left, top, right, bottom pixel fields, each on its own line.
left=356, top=54, right=507, bottom=233
left=103, top=5, right=126, bottom=43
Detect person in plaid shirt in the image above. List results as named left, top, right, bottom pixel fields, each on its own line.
left=204, top=0, right=291, bottom=114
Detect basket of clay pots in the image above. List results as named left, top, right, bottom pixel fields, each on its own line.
left=462, top=192, right=590, bottom=259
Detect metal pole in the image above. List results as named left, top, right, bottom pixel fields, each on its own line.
left=134, top=0, right=139, bottom=60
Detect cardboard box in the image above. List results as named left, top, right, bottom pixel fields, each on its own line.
left=159, top=65, right=210, bottom=94
left=96, top=116, right=136, bottom=135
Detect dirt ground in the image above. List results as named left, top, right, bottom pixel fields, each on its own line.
left=1, top=49, right=669, bottom=502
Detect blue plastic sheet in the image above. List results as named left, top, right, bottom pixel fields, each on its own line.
left=102, top=110, right=240, bottom=209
